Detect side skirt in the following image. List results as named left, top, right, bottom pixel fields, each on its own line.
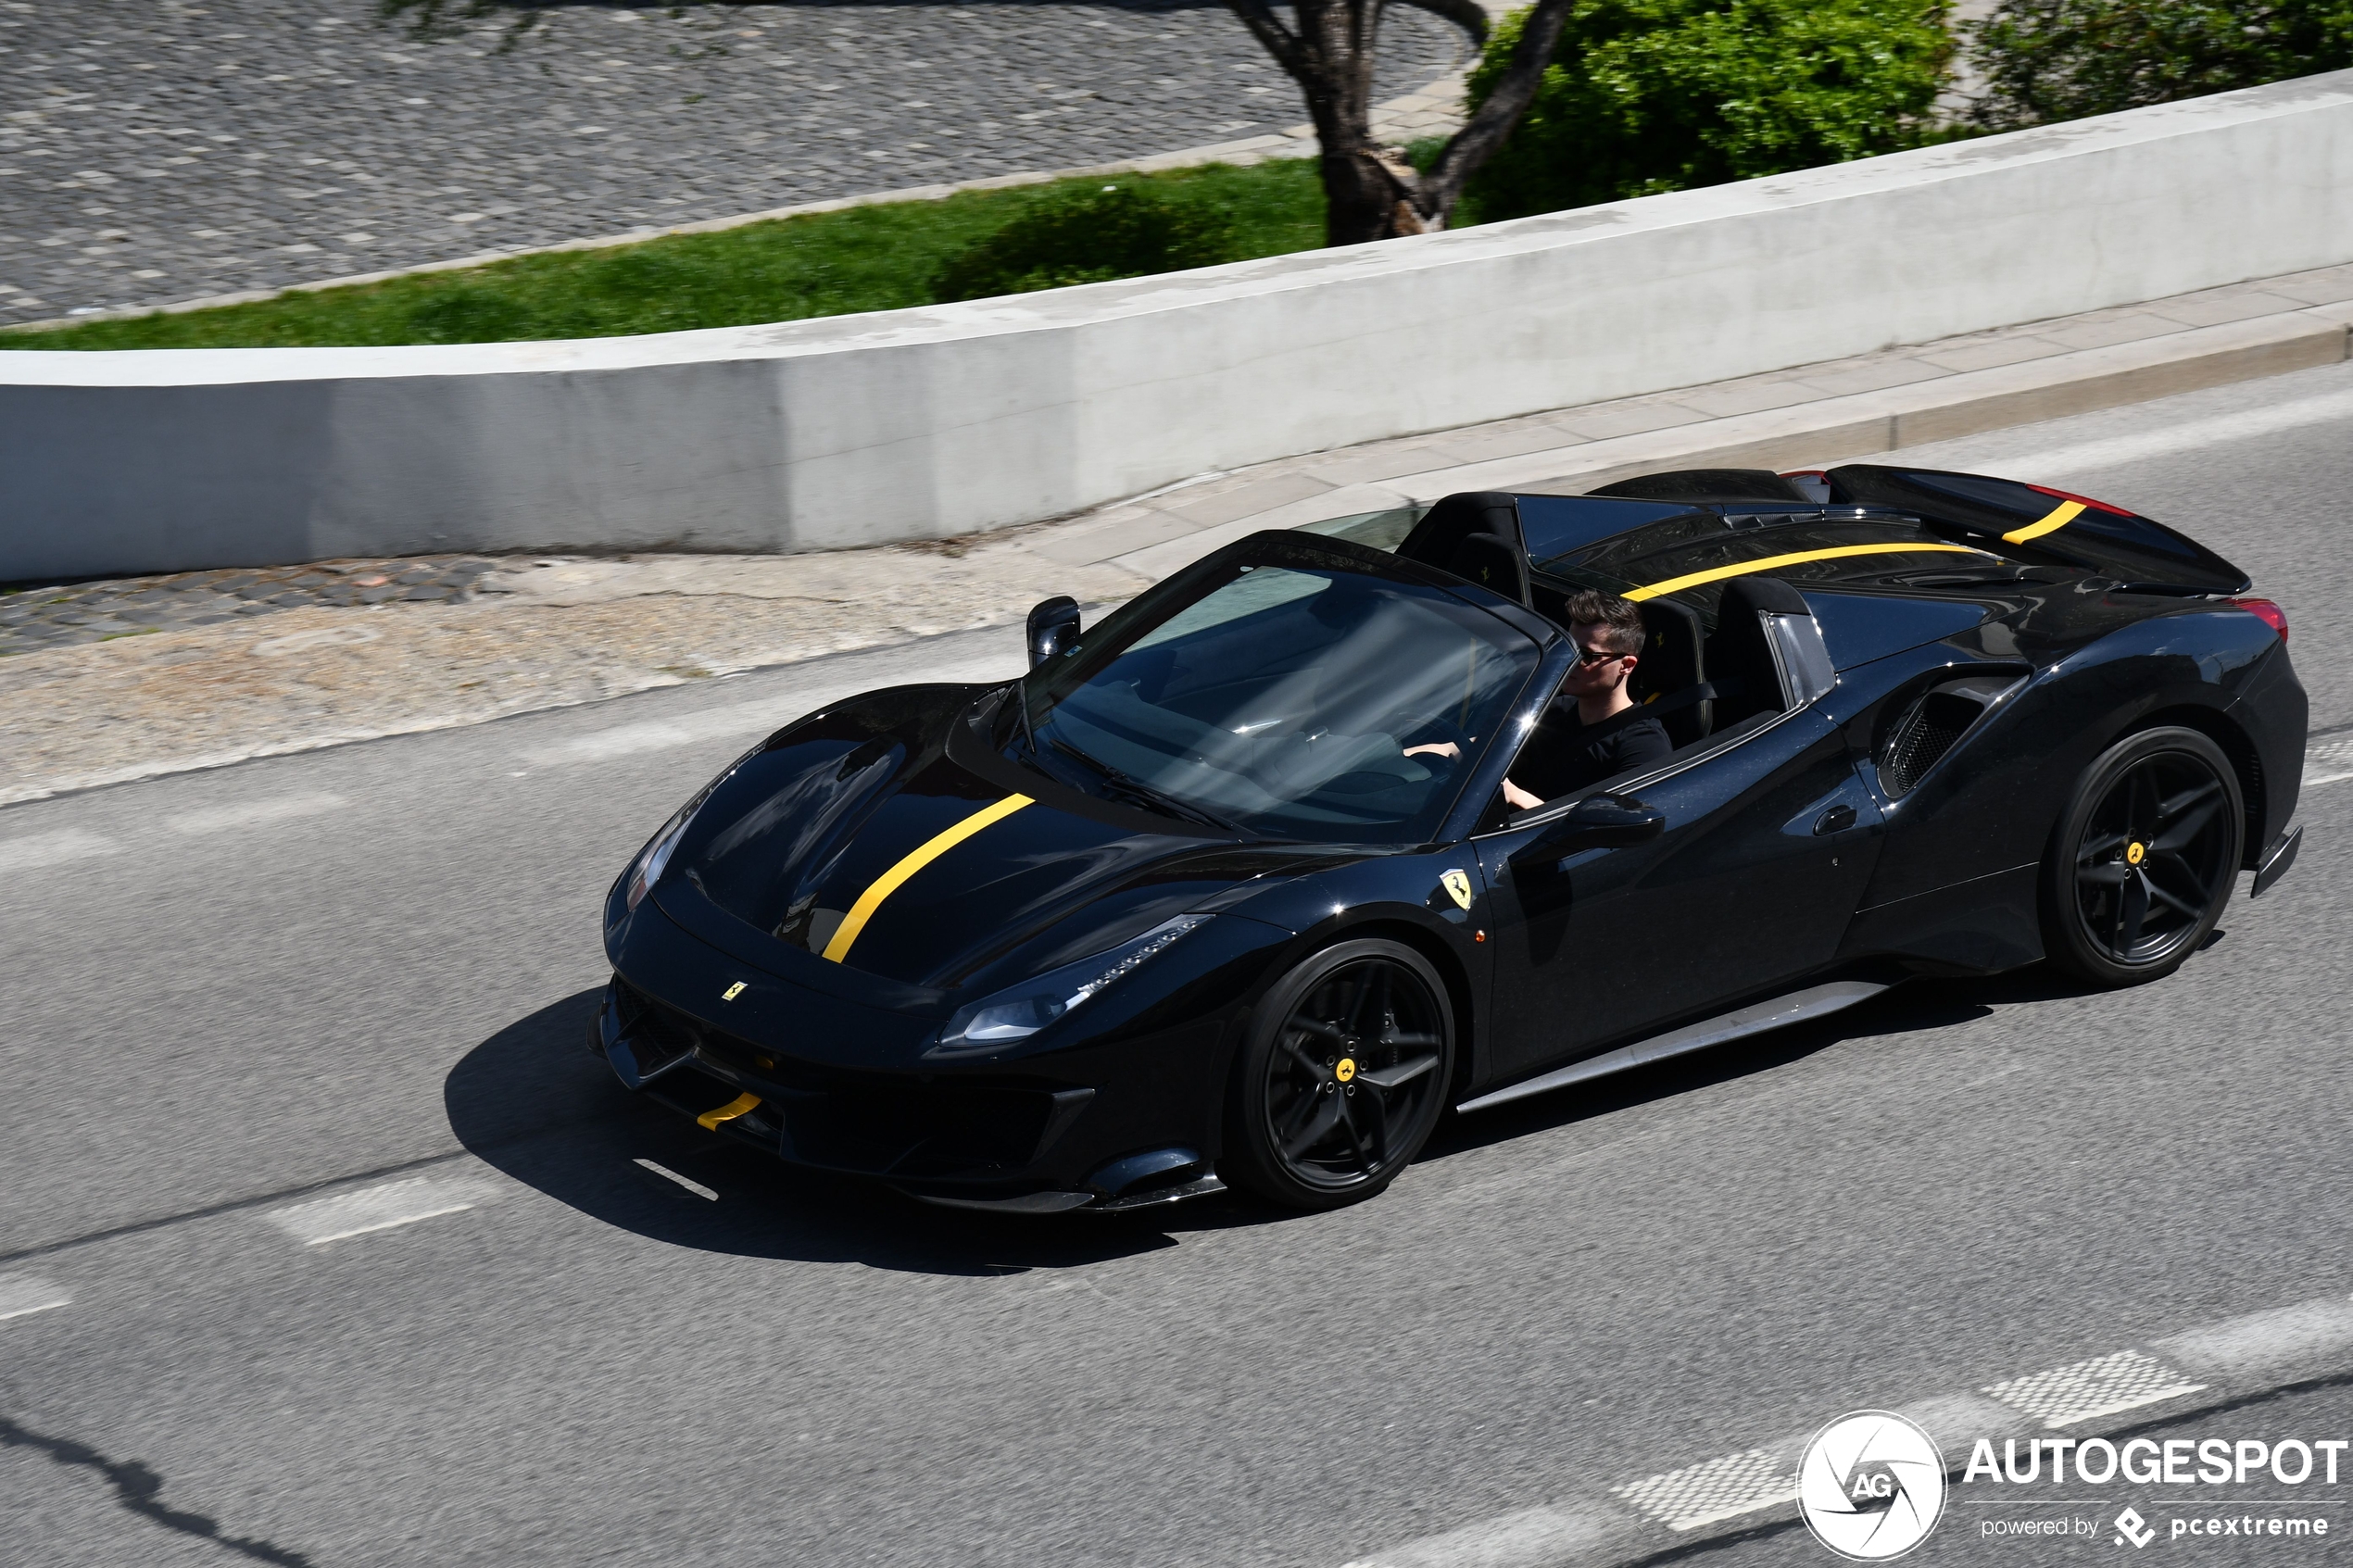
left=1454, top=979, right=1893, bottom=1114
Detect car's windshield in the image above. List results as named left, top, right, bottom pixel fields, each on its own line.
left=1011, top=540, right=1540, bottom=844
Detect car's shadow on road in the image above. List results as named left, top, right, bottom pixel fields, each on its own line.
left=450, top=967, right=2107, bottom=1273
left=445, top=988, right=1232, bottom=1277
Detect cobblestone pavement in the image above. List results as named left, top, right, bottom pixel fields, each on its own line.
left=0, top=0, right=1463, bottom=325
left=0, top=555, right=503, bottom=654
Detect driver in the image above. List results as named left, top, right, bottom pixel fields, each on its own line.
left=1504, top=591, right=1671, bottom=809
left=1412, top=591, right=1669, bottom=810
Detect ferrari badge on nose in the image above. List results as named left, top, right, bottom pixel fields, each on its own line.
left=1441, top=870, right=1473, bottom=910
left=722, top=982, right=747, bottom=1001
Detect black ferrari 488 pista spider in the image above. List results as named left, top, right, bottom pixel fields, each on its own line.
left=595, top=463, right=2305, bottom=1212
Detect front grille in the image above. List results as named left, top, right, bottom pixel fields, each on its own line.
left=612, top=976, right=1059, bottom=1179
left=785, top=1085, right=1052, bottom=1179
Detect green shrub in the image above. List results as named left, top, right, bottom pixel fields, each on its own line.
left=1462, top=0, right=1954, bottom=223
left=1969, top=0, right=2353, bottom=130
left=929, top=184, right=1241, bottom=303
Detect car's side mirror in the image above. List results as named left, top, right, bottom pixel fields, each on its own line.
left=1027, top=596, right=1081, bottom=670
left=1528, top=792, right=1666, bottom=855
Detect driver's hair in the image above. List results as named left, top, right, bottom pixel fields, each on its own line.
left=1564, top=589, right=1646, bottom=657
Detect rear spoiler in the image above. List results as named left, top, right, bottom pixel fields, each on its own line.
left=1820, top=465, right=2251, bottom=595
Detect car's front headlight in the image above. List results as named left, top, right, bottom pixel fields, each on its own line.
left=624, top=782, right=721, bottom=911
left=928, top=914, right=1212, bottom=1058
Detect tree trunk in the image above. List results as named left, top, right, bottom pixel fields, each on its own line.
left=1223, top=0, right=1580, bottom=243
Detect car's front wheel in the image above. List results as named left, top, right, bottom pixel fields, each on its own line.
left=2042, top=725, right=2244, bottom=986
left=1222, top=939, right=1454, bottom=1210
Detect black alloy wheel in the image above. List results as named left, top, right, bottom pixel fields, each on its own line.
left=1223, top=938, right=1455, bottom=1210
left=2043, top=726, right=2244, bottom=986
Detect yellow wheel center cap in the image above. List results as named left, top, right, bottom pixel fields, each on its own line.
left=2126, top=841, right=2146, bottom=865
left=1335, top=1059, right=1357, bottom=1084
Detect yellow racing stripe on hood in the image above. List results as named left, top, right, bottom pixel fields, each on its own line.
left=1624, top=542, right=1988, bottom=601
left=821, top=794, right=1035, bottom=963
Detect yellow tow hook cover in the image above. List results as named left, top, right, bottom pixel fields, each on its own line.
left=698, top=1092, right=762, bottom=1131
left=2126, top=842, right=2146, bottom=865
left=1336, top=1059, right=1357, bottom=1084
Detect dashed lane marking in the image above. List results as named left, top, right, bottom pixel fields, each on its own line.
left=0, top=829, right=119, bottom=872
left=2307, top=735, right=2353, bottom=787
left=634, top=1159, right=717, bottom=1200
left=523, top=700, right=786, bottom=766
left=518, top=646, right=1025, bottom=768
left=266, top=1175, right=496, bottom=1246
left=166, top=791, right=348, bottom=836
left=0, top=1274, right=71, bottom=1322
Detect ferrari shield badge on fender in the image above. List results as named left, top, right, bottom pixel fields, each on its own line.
left=1441, top=870, right=1473, bottom=910
left=722, top=982, right=747, bottom=1001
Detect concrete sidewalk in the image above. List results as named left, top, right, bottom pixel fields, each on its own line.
left=5, top=257, right=2349, bottom=808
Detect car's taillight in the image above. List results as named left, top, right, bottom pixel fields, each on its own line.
left=2224, top=597, right=2289, bottom=642
left=2026, top=483, right=2133, bottom=516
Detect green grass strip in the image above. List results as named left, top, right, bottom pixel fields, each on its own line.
left=5, top=160, right=1326, bottom=352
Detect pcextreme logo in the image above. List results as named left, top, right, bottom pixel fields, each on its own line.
left=1799, top=1411, right=1948, bottom=1561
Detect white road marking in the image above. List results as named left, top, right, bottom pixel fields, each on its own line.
left=634, top=1159, right=717, bottom=1200
left=1972, top=384, right=2353, bottom=480
left=2151, top=1295, right=2353, bottom=1384
left=519, top=643, right=1024, bottom=769
left=267, top=1174, right=495, bottom=1246
left=525, top=700, right=786, bottom=765
left=1343, top=1294, right=2353, bottom=1567
left=1612, top=1447, right=1795, bottom=1532
left=0, top=1274, right=71, bottom=1322
left=2306, top=736, right=2353, bottom=787
left=0, top=828, right=120, bottom=872
left=166, top=791, right=348, bottom=836
left=1338, top=1504, right=1628, bottom=1568
left=1983, top=1347, right=2206, bottom=1428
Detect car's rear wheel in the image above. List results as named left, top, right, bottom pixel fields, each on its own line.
left=2042, top=726, right=2243, bottom=986
left=1222, top=939, right=1454, bottom=1211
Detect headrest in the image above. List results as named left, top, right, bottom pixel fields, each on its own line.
left=1717, top=575, right=1811, bottom=619
left=1395, top=492, right=1522, bottom=565
left=1447, top=533, right=1529, bottom=607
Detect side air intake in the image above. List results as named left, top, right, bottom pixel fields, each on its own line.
left=1879, top=675, right=2020, bottom=796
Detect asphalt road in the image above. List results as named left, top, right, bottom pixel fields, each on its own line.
left=5, top=361, right=2353, bottom=1568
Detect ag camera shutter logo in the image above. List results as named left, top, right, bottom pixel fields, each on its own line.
left=1798, top=1411, right=1947, bottom=1561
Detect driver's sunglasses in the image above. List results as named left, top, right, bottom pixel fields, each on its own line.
left=1573, top=643, right=1629, bottom=667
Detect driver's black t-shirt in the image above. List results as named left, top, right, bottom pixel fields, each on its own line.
left=1534, top=704, right=1673, bottom=797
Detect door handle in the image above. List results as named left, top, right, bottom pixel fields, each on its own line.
left=1813, top=804, right=1857, bottom=836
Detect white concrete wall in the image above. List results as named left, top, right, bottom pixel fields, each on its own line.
left=7, top=69, right=2353, bottom=581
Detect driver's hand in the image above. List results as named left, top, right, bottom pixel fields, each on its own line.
left=1501, top=778, right=1542, bottom=812
left=1403, top=742, right=1462, bottom=760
